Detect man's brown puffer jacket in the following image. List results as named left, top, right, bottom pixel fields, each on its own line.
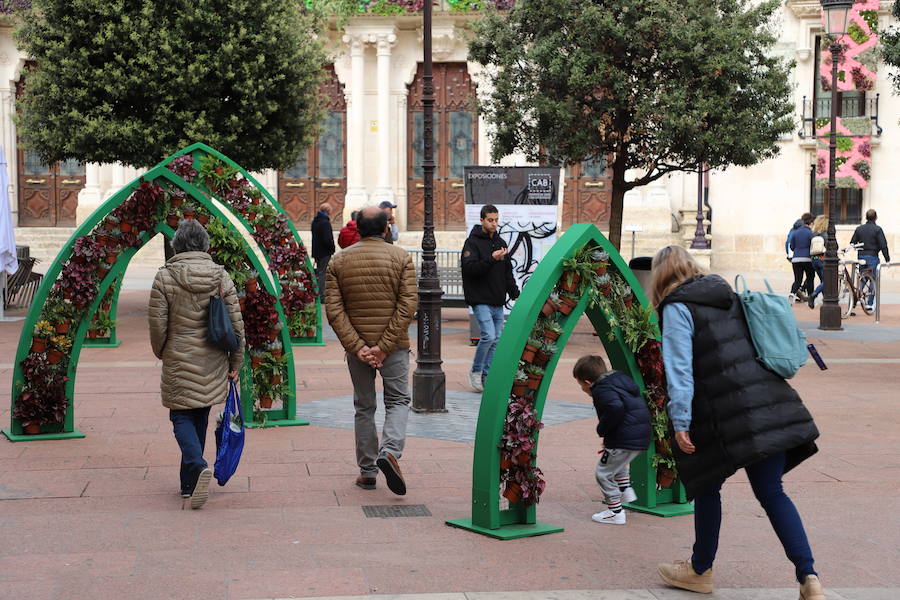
left=325, top=236, right=418, bottom=355
left=148, top=252, right=245, bottom=410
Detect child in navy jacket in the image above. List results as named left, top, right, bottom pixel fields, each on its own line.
left=574, top=354, right=651, bottom=525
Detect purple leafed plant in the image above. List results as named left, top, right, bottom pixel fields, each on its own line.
left=0, top=1, right=31, bottom=14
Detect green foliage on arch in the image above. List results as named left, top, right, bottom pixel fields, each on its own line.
left=3, top=145, right=315, bottom=441
left=447, top=224, right=691, bottom=540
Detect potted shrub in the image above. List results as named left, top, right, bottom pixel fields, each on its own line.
left=653, top=453, right=677, bottom=488
left=595, top=273, right=612, bottom=297
left=503, top=480, right=523, bottom=504
left=269, top=320, right=284, bottom=341
left=533, top=340, right=556, bottom=367
left=591, top=248, right=610, bottom=275
left=246, top=270, right=259, bottom=293
left=104, top=214, right=120, bottom=231
left=267, top=339, right=283, bottom=361
left=561, top=253, right=595, bottom=293
left=521, top=335, right=542, bottom=363
left=181, top=204, right=196, bottom=220
left=31, top=321, right=54, bottom=353
left=511, top=368, right=528, bottom=396
left=119, top=219, right=134, bottom=233
left=557, top=290, right=579, bottom=315
left=621, top=283, right=634, bottom=308
left=621, top=304, right=658, bottom=354
left=541, top=318, right=563, bottom=342
left=166, top=213, right=180, bottom=228
left=47, top=335, right=72, bottom=364
left=540, top=292, right=560, bottom=317
left=524, top=364, right=544, bottom=390
left=250, top=348, right=266, bottom=369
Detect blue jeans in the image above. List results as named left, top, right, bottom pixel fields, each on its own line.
left=170, top=407, right=211, bottom=494
left=859, top=255, right=879, bottom=306
left=472, top=304, right=505, bottom=375
left=691, top=452, right=816, bottom=583
left=811, top=259, right=824, bottom=299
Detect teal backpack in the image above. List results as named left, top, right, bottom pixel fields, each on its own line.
left=734, top=275, right=808, bottom=379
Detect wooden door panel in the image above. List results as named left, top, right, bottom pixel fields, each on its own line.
left=563, top=158, right=611, bottom=228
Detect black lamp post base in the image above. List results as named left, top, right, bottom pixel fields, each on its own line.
left=412, top=371, right=447, bottom=413
left=818, top=303, right=843, bottom=331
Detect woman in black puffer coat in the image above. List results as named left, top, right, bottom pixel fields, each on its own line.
left=650, top=245, right=824, bottom=600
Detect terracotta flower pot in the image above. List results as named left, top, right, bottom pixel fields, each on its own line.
left=47, top=349, right=64, bottom=364
left=251, top=356, right=263, bottom=369
left=23, top=423, right=41, bottom=435
left=246, top=278, right=258, bottom=293
left=516, top=451, right=532, bottom=466
left=238, top=299, right=246, bottom=312
left=87, top=329, right=100, bottom=339
left=197, top=215, right=209, bottom=226
left=119, top=222, right=133, bottom=233
left=251, top=197, right=260, bottom=206
left=182, top=211, right=195, bottom=220
left=97, top=267, right=111, bottom=280
left=268, top=329, right=279, bottom=342
left=533, top=351, right=550, bottom=367
left=54, top=322, right=70, bottom=334
left=526, top=373, right=542, bottom=390
left=305, top=328, right=316, bottom=338
left=64, top=289, right=74, bottom=300
left=259, top=395, right=273, bottom=409
left=31, top=338, right=48, bottom=353
left=503, top=482, right=522, bottom=504
left=540, top=299, right=558, bottom=317
left=594, top=262, right=608, bottom=276
left=272, top=349, right=282, bottom=361
left=600, top=282, right=612, bottom=297
left=521, top=344, right=538, bottom=363
left=558, top=296, right=578, bottom=315
left=105, top=253, right=117, bottom=264
left=71, top=255, right=86, bottom=264
left=561, top=272, right=581, bottom=292
left=511, top=383, right=528, bottom=397
left=655, top=439, right=671, bottom=456
left=172, top=197, right=183, bottom=207
left=500, top=454, right=512, bottom=470
left=271, top=375, right=282, bottom=385
left=543, top=328, right=561, bottom=342
left=103, top=220, right=115, bottom=232
left=623, top=295, right=634, bottom=308
left=166, top=215, right=179, bottom=228
left=656, top=466, right=676, bottom=489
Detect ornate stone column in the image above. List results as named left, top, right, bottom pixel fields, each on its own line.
left=103, top=163, right=125, bottom=201
left=75, top=163, right=102, bottom=225
left=342, top=32, right=368, bottom=211
left=372, top=31, right=397, bottom=207
left=0, top=88, right=16, bottom=226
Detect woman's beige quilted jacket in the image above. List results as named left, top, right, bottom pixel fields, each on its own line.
left=148, top=252, right=245, bottom=410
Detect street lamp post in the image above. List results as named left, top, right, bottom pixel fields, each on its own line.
left=412, top=0, right=447, bottom=412
left=819, top=0, right=853, bottom=331
left=690, top=165, right=709, bottom=249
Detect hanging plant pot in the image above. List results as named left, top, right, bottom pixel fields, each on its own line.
left=623, top=294, right=634, bottom=308
left=246, top=278, right=258, bottom=293
left=251, top=356, right=263, bottom=369
left=558, top=296, right=578, bottom=315
left=251, top=196, right=260, bottom=206
left=268, top=329, right=279, bottom=342
left=521, top=344, right=539, bottom=363
left=259, top=395, right=273, bottom=409
left=30, top=337, right=49, bottom=353
left=540, top=298, right=559, bottom=317
left=500, top=453, right=512, bottom=470
left=560, top=272, right=581, bottom=292
left=54, top=322, right=71, bottom=334
left=23, top=423, right=41, bottom=435
left=656, top=466, right=676, bottom=489
left=105, top=252, right=117, bottom=264
left=526, top=373, right=542, bottom=390
left=171, top=196, right=184, bottom=207
left=600, top=282, right=612, bottom=297
left=119, top=222, right=133, bottom=233
left=271, top=349, right=283, bottom=361
left=166, top=214, right=180, bottom=228
left=594, top=262, right=608, bottom=276
left=305, top=328, right=316, bottom=338
left=502, top=481, right=522, bottom=504
left=271, top=374, right=282, bottom=385
left=47, top=349, right=65, bottom=364
left=182, top=210, right=195, bottom=220
left=87, top=329, right=100, bottom=339
left=655, top=439, right=672, bottom=456
left=543, top=328, right=561, bottom=342
left=533, top=351, right=550, bottom=367
left=511, top=382, right=528, bottom=397
left=197, top=215, right=209, bottom=226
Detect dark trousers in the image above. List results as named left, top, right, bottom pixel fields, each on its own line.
left=791, top=262, right=814, bottom=296
left=811, top=259, right=824, bottom=299
left=315, top=255, right=331, bottom=302
left=691, top=452, right=816, bottom=583
left=169, top=407, right=211, bottom=494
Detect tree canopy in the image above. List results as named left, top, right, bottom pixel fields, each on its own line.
left=880, top=1, right=900, bottom=94
left=468, top=0, right=794, bottom=248
left=15, top=0, right=328, bottom=172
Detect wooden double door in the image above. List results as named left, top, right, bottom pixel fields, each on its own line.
left=407, top=63, right=478, bottom=231
left=278, top=67, right=347, bottom=227
left=562, top=156, right=612, bottom=228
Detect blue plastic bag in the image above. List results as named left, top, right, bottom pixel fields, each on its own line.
left=214, top=380, right=245, bottom=486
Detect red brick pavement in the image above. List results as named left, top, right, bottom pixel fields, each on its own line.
left=0, top=287, right=898, bottom=599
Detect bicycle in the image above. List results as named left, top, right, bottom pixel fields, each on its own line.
left=838, top=243, right=876, bottom=318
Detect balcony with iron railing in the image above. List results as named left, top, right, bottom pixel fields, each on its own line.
left=305, top=0, right=514, bottom=14
left=798, top=94, right=883, bottom=141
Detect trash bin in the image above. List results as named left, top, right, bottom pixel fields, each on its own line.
left=628, top=256, right=653, bottom=298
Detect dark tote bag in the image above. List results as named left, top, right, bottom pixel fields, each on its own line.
left=208, top=281, right=240, bottom=352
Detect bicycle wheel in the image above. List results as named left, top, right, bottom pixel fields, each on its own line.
left=859, top=272, right=877, bottom=315
left=838, top=276, right=853, bottom=318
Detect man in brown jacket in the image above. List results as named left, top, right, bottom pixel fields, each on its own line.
left=325, top=206, right=418, bottom=495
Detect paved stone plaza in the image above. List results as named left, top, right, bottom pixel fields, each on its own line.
left=1, top=269, right=898, bottom=600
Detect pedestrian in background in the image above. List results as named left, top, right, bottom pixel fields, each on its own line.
left=461, top=204, right=519, bottom=392
left=311, top=203, right=335, bottom=302
left=789, top=213, right=815, bottom=303
left=650, top=245, right=823, bottom=600
left=325, top=206, right=418, bottom=495
left=807, top=215, right=827, bottom=309
left=338, top=210, right=361, bottom=249
left=148, top=219, right=245, bottom=510
left=379, top=200, right=399, bottom=244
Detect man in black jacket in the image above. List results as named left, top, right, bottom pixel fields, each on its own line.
left=851, top=209, right=890, bottom=307
left=461, top=204, right=519, bottom=392
left=311, top=203, right=335, bottom=302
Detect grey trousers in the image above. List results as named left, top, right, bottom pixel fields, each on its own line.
left=315, top=255, right=331, bottom=302
left=346, top=349, right=411, bottom=477
left=595, top=448, right=640, bottom=504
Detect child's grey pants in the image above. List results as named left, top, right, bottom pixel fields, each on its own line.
left=595, top=448, right=641, bottom=504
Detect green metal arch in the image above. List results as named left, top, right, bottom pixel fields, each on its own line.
left=4, top=159, right=301, bottom=441
left=447, top=224, right=691, bottom=539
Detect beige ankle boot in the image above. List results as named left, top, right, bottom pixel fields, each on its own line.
left=800, top=574, right=825, bottom=600
left=657, top=559, right=713, bottom=594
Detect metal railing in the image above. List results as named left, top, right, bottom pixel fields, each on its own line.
left=798, top=94, right=882, bottom=139
left=406, top=249, right=466, bottom=304
left=874, top=262, right=900, bottom=323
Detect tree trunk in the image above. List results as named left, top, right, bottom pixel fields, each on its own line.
left=607, top=150, right=628, bottom=251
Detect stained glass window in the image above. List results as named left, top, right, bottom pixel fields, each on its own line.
left=318, top=112, right=344, bottom=179
left=412, top=112, right=440, bottom=179
left=448, top=111, right=473, bottom=179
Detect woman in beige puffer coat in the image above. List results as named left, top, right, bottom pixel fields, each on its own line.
left=148, top=219, right=244, bottom=509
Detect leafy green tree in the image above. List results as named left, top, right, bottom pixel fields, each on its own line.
left=880, top=2, right=900, bottom=93
left=15, top=0, right=328, bottom=171
left=469, top=0, right=794, bottom=249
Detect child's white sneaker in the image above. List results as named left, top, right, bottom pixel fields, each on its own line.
left=592, top=509, right=626, bottom=524
left=622, top=487, right=637, bottom=503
